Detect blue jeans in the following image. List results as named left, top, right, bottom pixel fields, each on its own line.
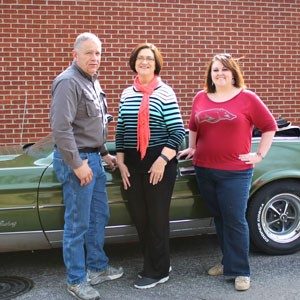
left=53, top=150, right=110, bottom=285
left=194, top=166, right=253, bottom=277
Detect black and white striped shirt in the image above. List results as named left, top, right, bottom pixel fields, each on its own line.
left=116, top=81, right=185, bottom=152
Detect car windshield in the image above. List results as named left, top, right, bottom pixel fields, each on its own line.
left=23, top=134, right=54, bottom=158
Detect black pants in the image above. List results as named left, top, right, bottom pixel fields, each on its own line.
left=124, top=147, right=177, bottom=279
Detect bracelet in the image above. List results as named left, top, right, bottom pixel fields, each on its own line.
left=256, top=152, right=265, bottom=159
left=159, top=153, right=170, bottom=163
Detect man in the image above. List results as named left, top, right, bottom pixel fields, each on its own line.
left=50, top=32, right=123, bottom=300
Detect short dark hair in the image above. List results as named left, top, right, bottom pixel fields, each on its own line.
left=129, top=43, right=163, bottom=75
left=204, top=53, right=246, bottom=93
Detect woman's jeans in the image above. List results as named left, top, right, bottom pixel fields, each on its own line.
left=53, top=149, right=109, bottom=285
left=195, top=166, right=253, bottom=277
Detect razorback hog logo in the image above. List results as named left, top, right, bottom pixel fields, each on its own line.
left=196, top=108, right=236, bottom=124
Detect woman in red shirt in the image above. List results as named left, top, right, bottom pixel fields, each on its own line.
left=178, top=53, right=277, bottom=291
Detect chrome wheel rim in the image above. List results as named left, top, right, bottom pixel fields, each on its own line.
left=261, top=193, right=300, bottom=243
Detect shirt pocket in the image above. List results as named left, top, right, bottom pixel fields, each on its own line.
left=81, top=90, right=100, bottom=118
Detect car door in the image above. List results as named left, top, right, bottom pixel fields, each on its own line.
left=37, top=149, right=135, bottom=247
left=36, top=153, right=65, bottom=249
left=0, top=151, right=50, bottom=252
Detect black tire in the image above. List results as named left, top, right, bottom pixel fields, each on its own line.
left=247, top=179, right=300, bottom=255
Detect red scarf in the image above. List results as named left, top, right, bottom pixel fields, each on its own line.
left=134, top=75, right=159, bottom=159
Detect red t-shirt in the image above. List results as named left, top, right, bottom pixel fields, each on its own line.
left=189, top=89, right=277, bottom=170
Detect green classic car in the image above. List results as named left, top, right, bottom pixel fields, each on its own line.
left=1, top=119, right=300, bottom=255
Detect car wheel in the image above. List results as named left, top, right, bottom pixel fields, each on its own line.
left=247, top=180, right=300, bottom=255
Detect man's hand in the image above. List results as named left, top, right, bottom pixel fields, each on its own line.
left=73, top=159, right=93, bottom=186
left=102, top=153, right=117, bottom=170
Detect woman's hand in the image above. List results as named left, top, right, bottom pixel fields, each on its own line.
left=117, top=161, right=131, bottom=190
left=177, top=147, right=195, bottom=160
left=148, top=156, right=167, bottom=185
left=239, top=152, right=263, bottom=165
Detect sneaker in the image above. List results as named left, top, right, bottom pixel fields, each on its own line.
left=87, top=266, right=124, bottom=286
left=138, top=266, right=172, bottom=278
left=67, top=281, right=100, bottom=300
left=235, top=276, right=250, bottom=291
left=207, top=263, right=224, bottom=276
left=134, top=275, right=169, bottom=289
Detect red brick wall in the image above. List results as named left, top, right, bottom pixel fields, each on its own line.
left=0, top=0, right=299, bottom=145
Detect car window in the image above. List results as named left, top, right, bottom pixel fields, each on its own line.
left=23, top=134, right=54, bottom=158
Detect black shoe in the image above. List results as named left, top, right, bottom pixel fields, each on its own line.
left=134, top=276, right=169, bottom=289
left=138, top=266, right=172, bottom=279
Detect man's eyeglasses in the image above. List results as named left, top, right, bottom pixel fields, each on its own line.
left=136, top=56, right=155, bottom=62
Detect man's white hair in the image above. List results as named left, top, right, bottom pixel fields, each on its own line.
left=74, top=32, right=102, bottom=50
